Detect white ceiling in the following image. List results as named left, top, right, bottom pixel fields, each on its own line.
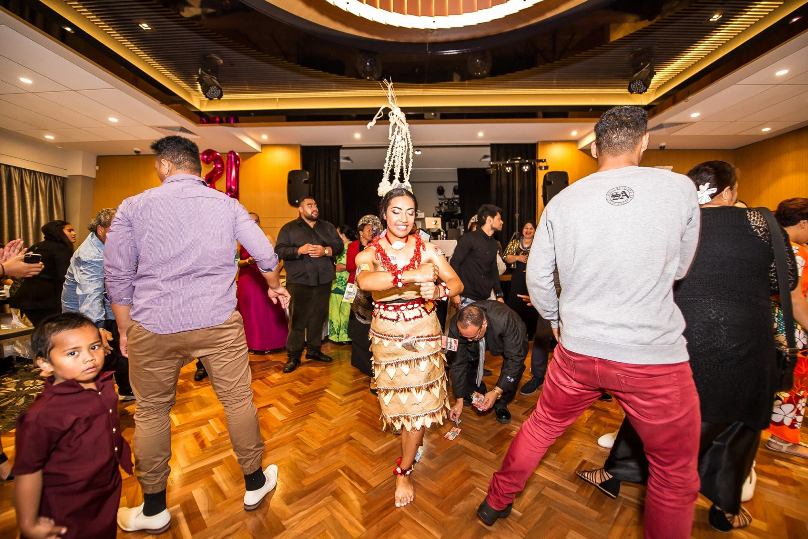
left=1, top=9, right=807, bottom=157
left=647, top=29, right=808, bottom=149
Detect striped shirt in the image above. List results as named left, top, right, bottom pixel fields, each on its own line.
left=104, top=173, right=279, bottom=334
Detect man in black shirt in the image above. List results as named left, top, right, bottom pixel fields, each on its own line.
left=447, top=301, right=527, bottom=424
left=450, top=204, right=504, bottom=305
left=275, top=197, right=344, bottom=373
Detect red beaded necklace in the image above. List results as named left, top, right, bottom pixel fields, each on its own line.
left=371, top=231, right=424, bottom=275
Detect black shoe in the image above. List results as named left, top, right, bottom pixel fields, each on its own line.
left=495, top=407, right=511, bottom=424
left=306, top=350, right=333, bottom=363
left=477, top=499, right=512, bottom=526
left=576, top=469, right=621, bottom=499
left=519, top=378, right=542, bottom=395
left=193, top=365, right=208, bottom=381
left=599, top=392, right=613, bottom=402
left=283, top=358, right=300, bottom=373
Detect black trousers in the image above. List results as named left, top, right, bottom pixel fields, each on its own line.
left=348, top=313, right=372, bottom=376
left=286, top=283, right=331, bottom=356
left=462, top=342, right=524, bottom=410
left=528, top=316, right=557, bottom=384
left=102, top=320, right=132, bottom=395
left=605, top=417, right=760, bottom=514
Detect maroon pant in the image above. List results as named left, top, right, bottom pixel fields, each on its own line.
left=487, top=345, right=701, bottom=539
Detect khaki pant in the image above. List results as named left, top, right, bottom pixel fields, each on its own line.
left=128, top=311, right=263, bottom=493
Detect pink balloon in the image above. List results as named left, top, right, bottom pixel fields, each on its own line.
left=200, top=149, right=224, bottom=190
left=225, top=150, right=240, bottom=199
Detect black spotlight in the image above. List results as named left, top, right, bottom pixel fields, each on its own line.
left=356, top=52, right=381, bottom=80
left=467, top=51, right=492, bottom=78
left=627, top=47, right=655, bottom=94
left=198, top=53, right=224, bottom=99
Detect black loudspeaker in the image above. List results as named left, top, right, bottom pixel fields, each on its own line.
left=542, top=171, right=569, bottom=205
left=287, top=170, right=311, bottom=206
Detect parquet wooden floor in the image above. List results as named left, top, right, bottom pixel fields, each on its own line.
left=1, top=344, right=807, bottom=538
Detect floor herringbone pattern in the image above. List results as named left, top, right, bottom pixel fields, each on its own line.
left=1, top=344, right=806, bottom=538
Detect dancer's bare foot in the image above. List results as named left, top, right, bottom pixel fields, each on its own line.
left=0, top=458, right=12, bottom=481
left=394, top=475, right=415, bottom=507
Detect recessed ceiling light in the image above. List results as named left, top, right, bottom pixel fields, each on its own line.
left=138, top=22, right=152, bottom=30
left=477, top=131, right=484, bottom=137
left=62, top=25, right=74, bottom=33
left=107, top=116, right=119, bottom=123
left=18, top=77, right=32, bottom=84
left=261, top=134, right=268, bottom=140
left=571, top=130, right=578, bottom=137
left=775, top=69, right=789, bottom=77
left=44, top=134, right=55, bottom=140
left=709, top=11, right=723, bottom=22
left=414, top=149, right=422, bottom=155
left=790, top=15, right=802, bottom=24
left=690, top=112, right=701, bottom=118
left=353, top=133, right=361, bottom=140
left=761, top=127, right=772, bottom=132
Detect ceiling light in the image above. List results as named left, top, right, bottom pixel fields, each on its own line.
left=107, top=116, right=119, bottom=123
left=480, top=154, right=490, bottom=162
left=709, top=11, right=723, bottom=22
left=627, top=48, right=655, bottom=94
left=790, top=15, right=802, bottom=24
left=690, top=112, right=701, bottom=118
left=44, top=134, right=55, bottom=140
left=775, top=69, right=789, bottom=77
left=62, top=25, right=74, bottom=33
left=477, top=131, right=484, bottom=137
left=197, top=69, right=223, bottom=99
left=18, top=77, right=32, bottom=84
left=138, top=22, right=152, bottom=30
left=414, top=149, right=422, bottom=155
left=571, top=130, right=578, bottom=136
left=353, top=133, right=361, bottom=140
left=761, top=127, right=771, bottom=132
left=261, top=134, right=268, bottom=140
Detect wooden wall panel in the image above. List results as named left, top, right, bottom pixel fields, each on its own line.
left=93, top=145, right=301, bottom=241
left=734, top=125, right=808, bottom=210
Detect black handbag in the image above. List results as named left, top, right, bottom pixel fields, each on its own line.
left=760, top=208, right=799, bottom=392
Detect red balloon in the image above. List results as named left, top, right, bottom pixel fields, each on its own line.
left=200, top=149, right=224, bottom=190
left=225, top=150, right=240, bottom=199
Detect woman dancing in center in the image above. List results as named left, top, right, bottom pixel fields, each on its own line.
left=355, top=187, right=463, bottom=508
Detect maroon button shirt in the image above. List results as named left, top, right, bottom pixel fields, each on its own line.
left=13, top=371, right=133, bottom=539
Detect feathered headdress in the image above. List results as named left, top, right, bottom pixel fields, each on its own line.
left=367, top=80, right=413, bottom=196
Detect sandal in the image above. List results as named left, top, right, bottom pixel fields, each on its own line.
left=576, top=468, right=620, bottom=498
left=709, top=505, right=752, bottom=532
left=766, top=437, right=808, bottom=459
left=0, top=452, right=13, bottom=482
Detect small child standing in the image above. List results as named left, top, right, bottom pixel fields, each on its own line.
left=13, top=312, right=132, bottom=539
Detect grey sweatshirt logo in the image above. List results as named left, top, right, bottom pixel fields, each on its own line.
left=606, top=186, right=635, bottom=206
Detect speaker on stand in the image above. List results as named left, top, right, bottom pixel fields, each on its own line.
left=542, top=171, right=569, bottom=206
left=287, top=170, right=311, bottom=206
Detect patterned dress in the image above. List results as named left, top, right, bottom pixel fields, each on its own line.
left=770, top=242, right=808, bottom=443
left=367, top=233, right=449, bottom=431
left=328, top=242, right=351, bottom=342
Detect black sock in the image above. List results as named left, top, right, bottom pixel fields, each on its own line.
left=143, top=490, right=167, bottom=516
left=244, top=467, right=266, bottom=491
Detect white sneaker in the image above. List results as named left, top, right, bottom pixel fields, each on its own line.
left=243, top=464, right=278, bottom=511
left=597, top=431, right=618, bottom=449
left=741, top=461, right=756, bottom=502
left=117, top=504, right=171, bottom=534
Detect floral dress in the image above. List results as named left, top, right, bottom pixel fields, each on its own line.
left=328, top=242, right=351, bottom=342
left=770, top=243, right=808, bottom=442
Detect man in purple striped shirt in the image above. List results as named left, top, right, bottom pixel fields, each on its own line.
left=105, top=136, right=290, bottom=534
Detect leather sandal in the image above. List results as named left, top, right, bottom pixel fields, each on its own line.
left=709, top=505, right=752, bottom=532
left=576, top=468, right=621, bottom=498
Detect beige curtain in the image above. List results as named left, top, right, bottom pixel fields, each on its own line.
left=1, top=163, right=66, bottom=247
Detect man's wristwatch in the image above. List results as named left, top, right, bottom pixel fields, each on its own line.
left=493, top=386, right=504, bottom=400
left=325, top=246, right=332, bottom=256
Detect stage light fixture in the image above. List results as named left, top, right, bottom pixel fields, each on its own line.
left=504, top=165, right=513, bottom=173
left=467, top=51, right=492, bottom=78
left=627, top=48, right=655, bottom=95
left=521, top=164, right=531, bottom=173
left=197, top=54, right=224, bottom=100
left=356, top=52, right=381, bottom=80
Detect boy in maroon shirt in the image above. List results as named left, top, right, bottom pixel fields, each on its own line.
left=13, top=313, right=133, bottom=539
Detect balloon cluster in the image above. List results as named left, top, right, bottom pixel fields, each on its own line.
left=200, top=149, right=241, bottom=199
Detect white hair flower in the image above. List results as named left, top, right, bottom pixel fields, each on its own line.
left=697, top=183, right=717, bottom=204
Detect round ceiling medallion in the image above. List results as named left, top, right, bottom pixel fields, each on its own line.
left=324, top=0, right=546, bottom=29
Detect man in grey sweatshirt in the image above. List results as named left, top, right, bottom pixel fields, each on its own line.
left=477, top=106, right=702, bottom=539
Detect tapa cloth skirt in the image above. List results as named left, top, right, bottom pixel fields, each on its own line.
left=370, top=298, right=449, bottom=431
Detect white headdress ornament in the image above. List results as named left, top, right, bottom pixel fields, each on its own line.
left=697, top=182, right=717, bottom=204
left=367, top=80, right=413, bottom=197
